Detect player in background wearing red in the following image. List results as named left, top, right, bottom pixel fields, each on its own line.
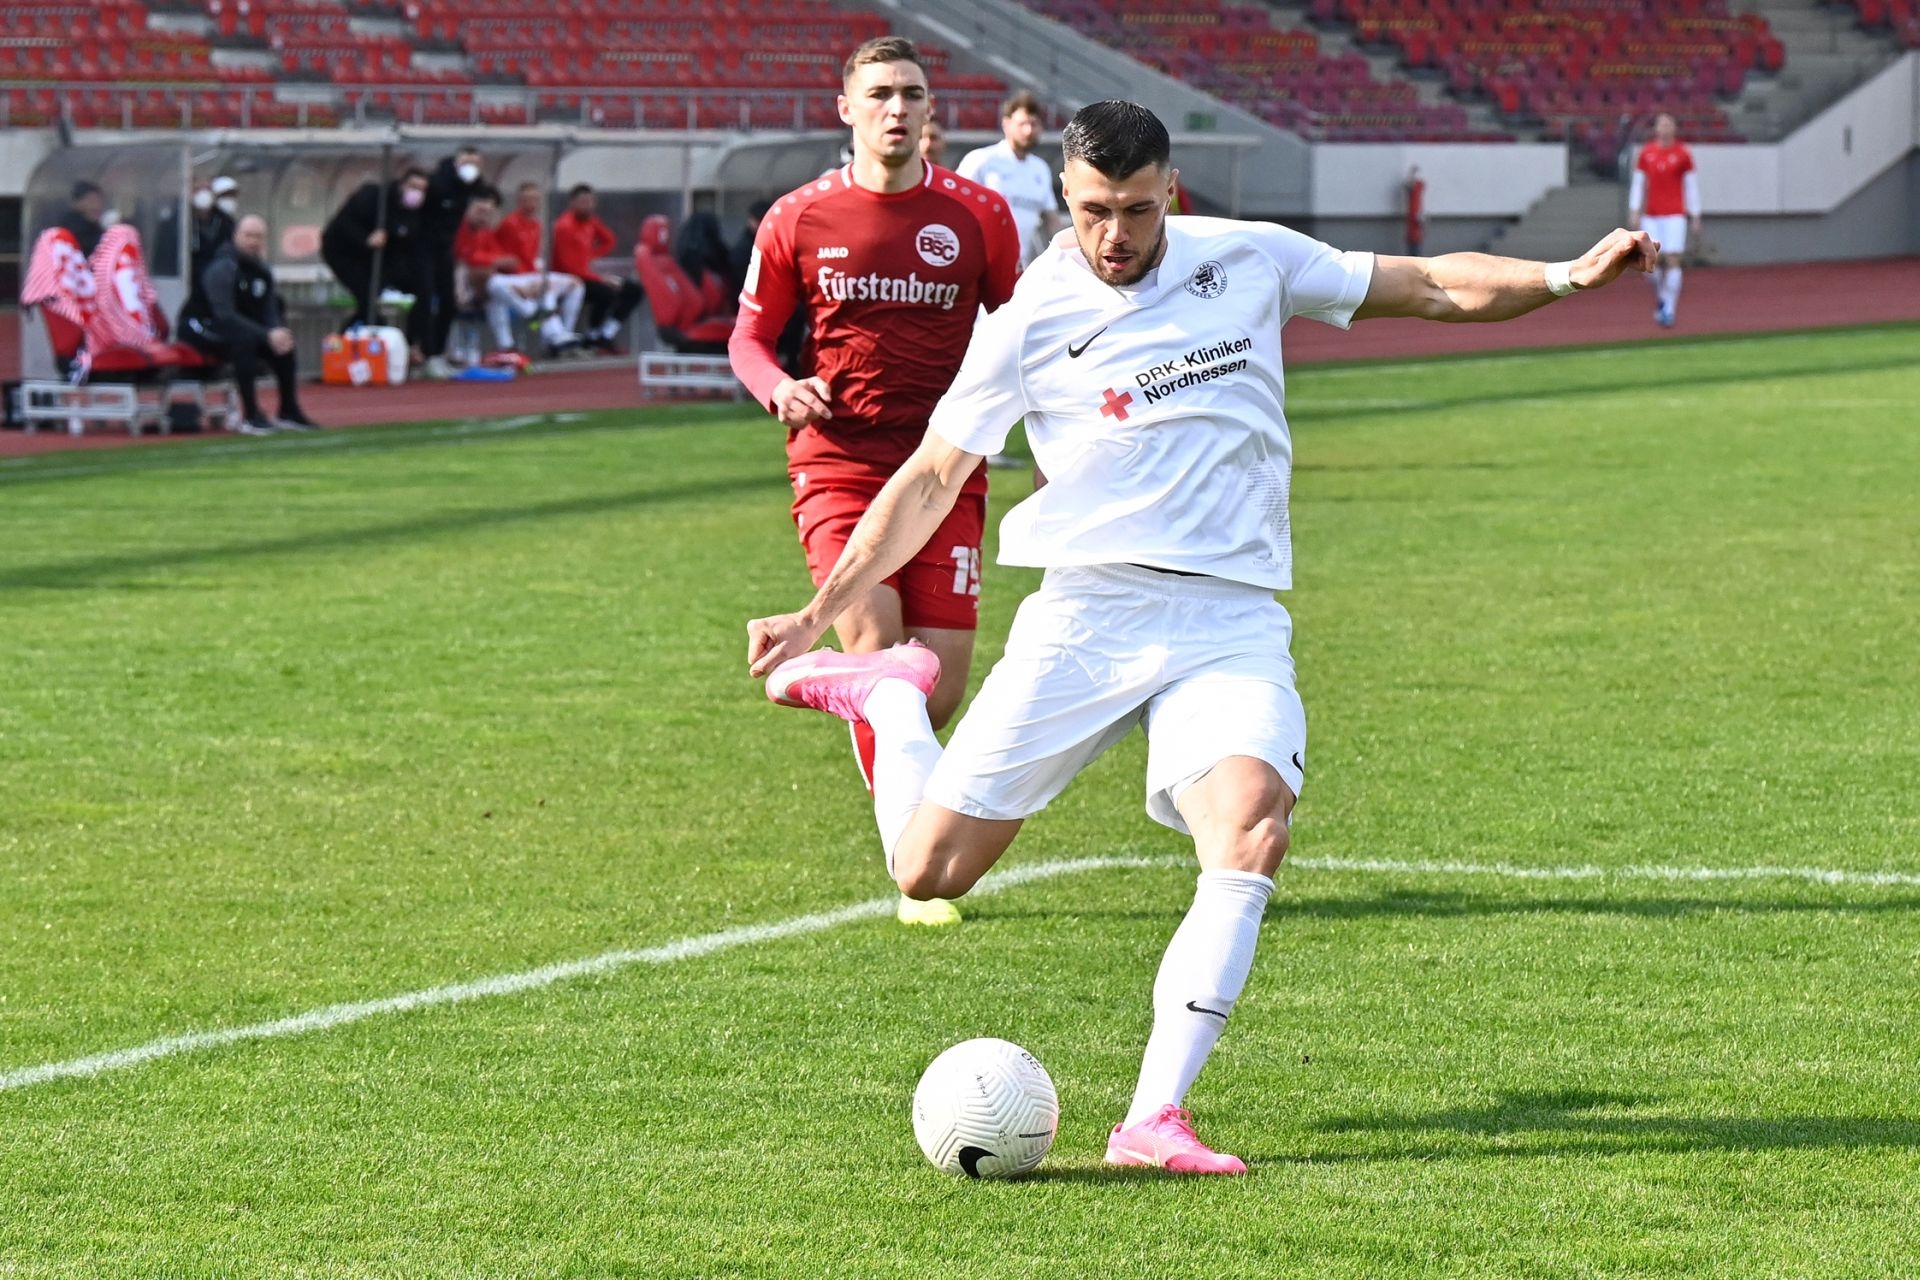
left=1629, top=113, right=1700, bottom=328
left=552, top=184, right=644, bottom=351
left=729, top=35, right=1022, bottom=927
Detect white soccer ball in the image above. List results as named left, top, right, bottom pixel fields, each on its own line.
left=911, top=1037, right=1059, bottom=1179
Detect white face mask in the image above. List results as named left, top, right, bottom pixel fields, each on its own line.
left=100, top=208, right=121, bottom=228
left=216, top=196, right=239, bottom=217
left=456, top=162, right=481, bottom=184
left=192, top=190, right=214, bottom=212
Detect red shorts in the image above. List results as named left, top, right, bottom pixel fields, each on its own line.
left=791, top=470, right=985, bottom=632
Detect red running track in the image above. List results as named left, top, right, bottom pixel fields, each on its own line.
left=6, top=257, right=1919, bottom=458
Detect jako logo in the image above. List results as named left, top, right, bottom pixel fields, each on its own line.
left=817, top=246, right=850, bottom=259
left=915, top=224, right=960, bottom=267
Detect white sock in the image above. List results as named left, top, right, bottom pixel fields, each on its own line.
left=595, top=319, right=621, bottom=340
left=1123, top=868, right=1274, bottom=1128
left=540, top=315, right=571, bottom=347
left=862, top=677, right=941, bottom=876
left=486, top=301, right=514, bottom=350
left=1662, top=266, right=1683, bottom=313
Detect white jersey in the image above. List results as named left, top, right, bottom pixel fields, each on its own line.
left=928, top=216, right=1374, bottom=590
left=955, top=140, right=1056, bottom=266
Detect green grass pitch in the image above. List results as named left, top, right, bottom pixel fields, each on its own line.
left=1, top=326, right=1916, bottom=1278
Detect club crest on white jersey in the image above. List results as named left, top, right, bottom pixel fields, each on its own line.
left=1185, top=260, right=1228, bottom=298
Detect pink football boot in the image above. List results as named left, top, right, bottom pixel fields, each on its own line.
left=764, top=642, right=940, bottom=724
left=1105, top=1106, right=1249, bottom=1175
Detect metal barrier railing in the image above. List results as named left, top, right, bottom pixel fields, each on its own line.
left=0, top=80, right=1015, bottom=131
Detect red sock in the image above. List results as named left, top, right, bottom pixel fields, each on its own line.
left=851, top=720, right=878, bottom=793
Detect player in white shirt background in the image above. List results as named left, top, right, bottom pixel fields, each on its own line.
left=747, top=101, right=1656, bottom=1174
left=956, top=89, right=1064, bottom=268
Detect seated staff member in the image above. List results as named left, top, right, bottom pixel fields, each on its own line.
left=179, top=214, right=318, bottom=436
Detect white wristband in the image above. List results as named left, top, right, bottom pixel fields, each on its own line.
left=1544, top=260, right=1577, bottom=297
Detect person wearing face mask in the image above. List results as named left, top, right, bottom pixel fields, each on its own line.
left=189, top=176, right=238, bottom=288
left=181, top=214, right=318, bottom=436
left=321, top=166, right=432, bottom=355
left=419, top=146, right=486, bottom=378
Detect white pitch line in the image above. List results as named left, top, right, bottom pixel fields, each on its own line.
left=1292, top=855, right=1920, bottom=888
left=0, top=854, right=1177, bottom=1094
left=7, top=850, right=1916, bottom=1094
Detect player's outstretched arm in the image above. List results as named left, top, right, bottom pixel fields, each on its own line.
left=1353, top=228, right=1657, bottom=324
left=746, top=431, right=982, bottom=677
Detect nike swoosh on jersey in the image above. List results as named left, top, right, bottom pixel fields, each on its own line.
left=1067, top=324, right=1109, bottom=358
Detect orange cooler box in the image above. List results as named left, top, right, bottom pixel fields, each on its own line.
left=321, top=326, right=408, bottom=386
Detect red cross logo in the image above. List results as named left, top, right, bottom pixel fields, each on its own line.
left=1098, top=388, right=1134, bottom=421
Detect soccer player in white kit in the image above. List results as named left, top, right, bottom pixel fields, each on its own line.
left=957, top=89, right=1063, bottom=268
left=748, top=101, right=1656, bottom=1174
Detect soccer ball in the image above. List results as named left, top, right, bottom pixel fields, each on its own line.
left=911, top=1038, right=1059, bottom=1179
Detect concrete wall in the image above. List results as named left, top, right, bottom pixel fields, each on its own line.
left=1681, top=53, right=1919, bottom=216
left=0, top=131, right=57, bottom=198
left=1307, top=143, right=1567, bottom=218
left=1294, top=214, right=1517, bottom=256
left=1705, top=153, right=1920, bottom=263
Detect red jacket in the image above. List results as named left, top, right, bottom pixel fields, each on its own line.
left=454, top=221, right=523, bottom=272
left=551, top=211, right=617, bottom=282
left=497, top=212, right=543, bottom=271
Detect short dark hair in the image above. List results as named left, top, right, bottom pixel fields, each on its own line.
left=568, top=183, right=594, bottom=200
left=71, top=180, right=103, bottom=202
left=842, top=35, right=922, bottom=82
left=1061, top=101, right=1170, bottom=178
left=1002, top=89, right=1043, bottom=120
left=400, top=166, right=431, bottom=184
left=469, top=185, right=502, bottom=205
left=517, top=180, right=541, bottom=194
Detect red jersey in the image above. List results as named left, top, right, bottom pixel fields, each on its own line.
left=454, top=221, right=521, bottom=272
left=1636, top=141, right=1694, bottom=217
left=551, top=211, right=617, bottom=282
left=729, top=162, right=1022, bottom=487
left=496, top=212, right=543, bottom=272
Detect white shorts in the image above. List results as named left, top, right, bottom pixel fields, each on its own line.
left=1641, top=214, right=1688, bottom=256
left=923, top=563, right=1306, bottom=834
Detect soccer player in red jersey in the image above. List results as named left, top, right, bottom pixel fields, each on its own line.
left=1629, top=112, right=1700, bottom=328
left=496, top=183, right=547, bottom=276
left=729, top=35, right=1022, bottom=927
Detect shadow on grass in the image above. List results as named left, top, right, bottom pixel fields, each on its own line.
left=1288, top=348, right=1920, bottom=427
left=0, top=473, right=791, bottom=592
left=973, top=889, right=1920, bottom=927
left=1285, top=1087, right=1920, bottom=1162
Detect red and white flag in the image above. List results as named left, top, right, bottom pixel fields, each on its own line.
left=20, top=225, right=97, bottom=329
left=87, top=223, right=168, bottom=350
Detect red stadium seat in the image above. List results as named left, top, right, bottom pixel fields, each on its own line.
left=632, top=214, right=735, bottom=353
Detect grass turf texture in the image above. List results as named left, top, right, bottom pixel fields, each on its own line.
left=1, top=326, right=1916, bottom=1278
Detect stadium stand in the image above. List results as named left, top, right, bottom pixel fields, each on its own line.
left=1846, top=0, right=1920, bottom=47
left=0, top=0, right=1007, bottom=130
left=1025, top=0, right=1512, bottom=141
left=0, top=0, right=1904, bottom=174
left=1303, top=0, right=1783, bottom=170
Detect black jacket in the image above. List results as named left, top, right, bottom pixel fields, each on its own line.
left=179, top=241, right=283, bottom=349
left=57, top=209, right=105, bottom=259
left=423, top=156, right=482, bottom=251
left=321, top=179, right=424, bottom=264
left=188, top=208, right=236, bottom=285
